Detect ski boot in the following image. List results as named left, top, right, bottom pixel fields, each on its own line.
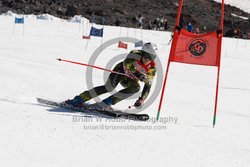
left=64, top=95, right=87, bottom=108
left=89, top=97, right=114, bottom=111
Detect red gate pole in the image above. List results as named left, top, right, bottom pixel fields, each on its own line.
left=156, top=0, right=184, bottom=120
left=213, top=0, right=224, bottom=127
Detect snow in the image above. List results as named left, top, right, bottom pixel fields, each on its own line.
left=1, top=11, right=250, bottom=167
left=213, top=0, right=250, bottom=13
left=231, top=13, right=249, bottom=20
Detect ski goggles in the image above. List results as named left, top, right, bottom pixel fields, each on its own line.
left=142, top=51, right=156, bottom=61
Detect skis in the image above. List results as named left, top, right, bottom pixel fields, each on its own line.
left=37, top=98, right=150, bottom=121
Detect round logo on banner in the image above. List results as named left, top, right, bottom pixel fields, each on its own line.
left=188, top=39, right=207, bottom=57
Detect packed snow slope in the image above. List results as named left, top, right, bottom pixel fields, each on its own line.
left=1, top=13, right=250, bottom=167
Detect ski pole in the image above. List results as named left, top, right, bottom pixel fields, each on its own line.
left=57, top=58, right=134, bottom=79
left=167, top=33, right=174, bottom=45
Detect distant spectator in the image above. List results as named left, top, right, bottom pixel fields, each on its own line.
left=160, top=17, right=165, bottom=30
left=233, top=29, right=242, bottom=38
left=187, top=22, right=193, bottom=32
left=242, top=32, right=248, bottom=39
left=164, top=19, right=168, bottom=30
left=148, top=20, right=153, bottom=30
left=234, top=29, right=238, bottom=38
left=203, top=25, right=207, bottom=33
left=136, top=15, right=144, bottom=29
left=153, top=18, right=161, bottom=30
left=195, top=27, right=200, bottom=34
left=179, top=15, right=184, bottom=28
left=115, top=18, right=121, bottom=26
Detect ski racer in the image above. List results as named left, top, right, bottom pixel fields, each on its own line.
left=65, top=42, right=157, bottom=111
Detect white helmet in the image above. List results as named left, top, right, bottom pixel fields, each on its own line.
left=142, top=42, right=158, bottom=60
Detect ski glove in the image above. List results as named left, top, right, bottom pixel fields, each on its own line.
left=131, top=70, right=147, bottom=82
left=134, top=98, right=144, bottom=108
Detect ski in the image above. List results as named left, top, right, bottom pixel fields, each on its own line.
left=37, top=98, right=150, bottom=121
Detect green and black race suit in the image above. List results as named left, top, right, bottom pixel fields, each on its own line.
left=79, top=50, right=156, bottom=105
